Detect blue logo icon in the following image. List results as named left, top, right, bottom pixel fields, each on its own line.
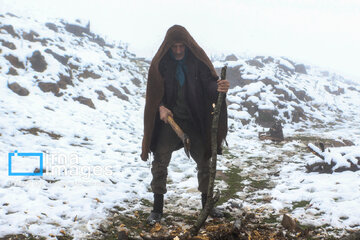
left=8, top=150, right=43, bottom=176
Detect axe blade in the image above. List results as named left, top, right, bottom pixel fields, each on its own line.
left=167, top=115, right=191, bottom=159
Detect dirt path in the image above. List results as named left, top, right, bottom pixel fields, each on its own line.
left=89, top=133, right=355, bottom=240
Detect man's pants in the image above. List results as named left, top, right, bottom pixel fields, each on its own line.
left=151, top=118, right=210, bottom=194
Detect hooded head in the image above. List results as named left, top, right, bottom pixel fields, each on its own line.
left=151, top=25, right=218, bottom=78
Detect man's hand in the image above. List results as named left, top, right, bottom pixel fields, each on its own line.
left=159, top=105, right=173, bottom=123
left=217, top=79, right=230, bottom=93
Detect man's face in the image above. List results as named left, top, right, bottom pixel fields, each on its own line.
left=171, top=42, right=185, bottom=60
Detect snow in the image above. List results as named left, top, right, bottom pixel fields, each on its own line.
left=0, top=13, right=360, bottom=239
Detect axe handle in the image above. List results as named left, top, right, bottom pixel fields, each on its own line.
left=167, top=115, right=184, bottom=140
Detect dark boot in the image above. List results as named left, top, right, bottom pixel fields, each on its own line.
left=201, top=193, right=224, bottom=218
left=147, top=193, right=163, bottom=224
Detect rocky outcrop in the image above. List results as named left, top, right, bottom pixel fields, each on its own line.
left=0, top=25, right=20, bottom=38
left=295, top=64, right=307, bottom=74
left=57, top=73, right=73, bottom=89
left=28, top=50, right=47, bottom=72
left=5, top=54, right=25, bottom=69
left=65, top=22, right=90, bottom=37
left=7, top=67, right=18, bottom=75
left=0, top=39, right=16, bottom=49
left=106, top=85, right=129, bottom=101
left=73, top=96, right=96, bottom=109
left=224, top=54, right=238, bottom=61
left=45, top=23, right=58, bottom=32
left=8, top=82, right=29, bottom=96
left=95, top=90, right=107, bottom=101
left=38, top=82, right=60, bottom=96
left=45, top=49, right=70, bottom=65
left=78, top=69, right=101, bottom=79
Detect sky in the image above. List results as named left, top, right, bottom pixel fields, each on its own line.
left=1, top=0, right=360, bottom=81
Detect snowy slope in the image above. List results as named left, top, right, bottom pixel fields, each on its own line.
left=213, top=55, right=360, bottom=131
left=1, top=12, right=360, bottom=239
left=0, top=13, right=151, bottom=238
left=214, top=54, right=360, bottom=234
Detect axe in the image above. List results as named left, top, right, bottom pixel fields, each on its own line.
left=167, top=115, right=191, bottom=158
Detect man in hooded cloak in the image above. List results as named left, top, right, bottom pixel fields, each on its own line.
left=141, top=25, right=229, bottom=224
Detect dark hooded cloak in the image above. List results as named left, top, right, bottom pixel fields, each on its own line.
left=141, top=25, right=227, bottom=161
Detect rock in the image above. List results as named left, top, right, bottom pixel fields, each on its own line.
left=348, top=86, right=360, bottom=93
left=255, top=109, right=279, bottom=128
left=263, top=56, right=274, bottom=64
left=0, top=39, right=16, bottom=49
left=324, top=86, right=344, bottom=95
left=215, top=65, right=251, bottom=88
left=68, top=63, right=79, bottom=70
left=261, top=78, right=278, bottom=86
left=0, top=25, right=20, bottom=38
left=38, top=82, right=60, bottom=96
left=230, top=201, right=243, bottom=209
left=122, top=86, right=130, bottom=95
left=104, top=50, right=112, bottom=59
left=131, top=78, right=142, bottom=87
left=106, top=85, right=129, bottom=101
left=6, top=13, right=19, bottom=18
left=225, top=54, right=238, bottom=61
left=295, top=64, right=307, bottom=74
left=57, top=73, right=73, bottom=89
left=278, top=63, right=294, bottom=75
left=292, top=106, right=306, bottom=123
left=28, top=50, right=47, bottom=72
left=117, top=231, right=129, bottom=240
left=22, top=30, right=40, bottom=42
left=281, top=214, right=297, bottom=232
left=232, top=218, right=242, bottom=231
left=274, top=87, right=292, bottom=101
left=90, top=35, right=105, bottom=47
left=95, top=90, right=107, bottom=101
left=98, top=221, right=111, bottom=233
left=342, top=231, right=360, bottom=240
left=242, top=101, right=258, bottom=116
left=73, top=96, right=96, bottom=109
left=8, top=82, right=29, bottom=96
left=5, top=54, right=25, bottom=69
left=65, top=23, right=90, bottom=37
left=7, top=67, right=18, bottom=75
left=289, top=87, right=312, bottom=101
left=246, top=59, right=265, bottom=68
left=78, top=70, right=101, bottom=79
left=45, top=48, right=70, bottom=65
left=259, top=121, right=284, bottom=141
left=45, top=22, right=58, bottom=32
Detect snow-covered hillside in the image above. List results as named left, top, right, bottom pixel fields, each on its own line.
left=214, top=54, right=360, bottom=130
left=1, top=13, right=359, bottom=239
left=0, top=13, right=150, bottom=238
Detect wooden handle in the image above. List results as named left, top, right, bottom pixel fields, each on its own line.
left=220, top=65, right=227, bottom=80
left=167, top=115, right=184, bottom=140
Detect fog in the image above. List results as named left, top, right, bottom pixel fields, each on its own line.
left=1, top=0, right=360, bottom=82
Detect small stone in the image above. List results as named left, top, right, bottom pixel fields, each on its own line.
left=7, top=67, right=18, bottom=75
left=233, top=218, right=242, bottom=231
